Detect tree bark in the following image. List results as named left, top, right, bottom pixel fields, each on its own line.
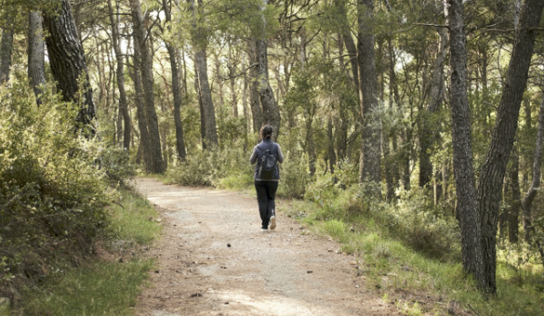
left=130, top=34, right=153, bottom=172
left=187, top=0, right=218, bottom=148
left=387, top=37, right=402, bottom=188
left=256, top=0, right=281, bottom=140
left=162, top=0, right=187, bottom=161
left=27, top=11, right=45, bottom=106
left=194, top=60, right=207, bottom=147
left=131, top=0, right=164, bottom=173
left=228, top=44, right=238, bottom=117
left=357, top=0, right=381, bottom=197
left=43, top=0, right=96, bottom=132
left=508, top=146, right=521, bottom=243
left=249, top=43, right=263, bottom=133
left=0, top=15, right=13, bottom=84
left=107, top=0, right=131, bottom=150
left=522, top=95, right=544, bottom=243
left=334, top=0, right=359, bottom=89
left=328, top=117, right=336, bottom=175
left=445, top=0, right=485, bottom=288
left=476, top=0, right=544, bottom=292
left=419, top=27, right=448, bottom=188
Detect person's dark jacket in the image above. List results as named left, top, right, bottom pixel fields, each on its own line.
left=249, top=138, right=284, bottom=181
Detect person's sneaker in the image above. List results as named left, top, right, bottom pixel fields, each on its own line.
left=261, top=226, right=268, bottom=232
left=270, top=216, right=276, bottom=230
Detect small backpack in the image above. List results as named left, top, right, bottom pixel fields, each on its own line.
left=258, top=148, right=277, bottom=179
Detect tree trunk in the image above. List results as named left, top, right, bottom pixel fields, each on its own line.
left=27, top=11, right=45, bottom=106
left=522, top=95, right=544, bottom=243
left=162, top=0, right=187, bottom=161
left=357, top=0, right=381, bottom=197
left=382, top=129, right=395, bottom=201
left=508, top=146, right=521, bottom=243
left=130, top=34, right=153, bottom=172
left=256, top=0, right=281, bottom=140
left=476, top=0, right=544, bottom=293
left=328, top=117, right=336, bottom=175
left=445, top=0, right=485, bottom=289
left=387, top=37, right=404, bottom=190
left=306, top=115, right=316, bottom=177
left=193, top=60, right=206, bottom=147
left=334, top=0, right=359, bottom=89
left=43, top=0, right=96, bottom=132
left=419, top=27, right=448, bottom=188
left=0, top=15, right=13, bottom=84
left=228, top=44, right=238, bottom=117
left=249, top=43, right=263, bottom=133
left=107, top=0, right=131, bottom=150
left=131, top=0, right=164, bottom=173
left=187, top=0, right=218, bottom=148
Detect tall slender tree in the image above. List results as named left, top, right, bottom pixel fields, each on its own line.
left=27, top=11, right=45, bottom=106
left=444, top=0, right=485, bottom=288
left=0, top=15, right=13, bottom=84
left=357, top=0, right=381, bottom=196
left=107, top=0, right=130, bottom=150
left=187, top=0, right=218, bottom=148
left=130, top=0, right=164, bottom=173
left=419, top=26, right=448, bottom=188
left=255, top=0, right=281, bottom=139
left=476, top=0, right=544, bottom=292
left=162, top=0, right=187, bottom=161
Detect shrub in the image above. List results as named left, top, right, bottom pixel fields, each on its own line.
left=341, top=183, right=461, bottom=261
left=100, top=146, right=136, bottom=186
left=277, top=152, right=311, bottom=199
left=167, top=139, right=253, bottom=187
left=0, top=74, right=118, bottom=294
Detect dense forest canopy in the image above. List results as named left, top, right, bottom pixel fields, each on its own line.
left=2, top=0, right=544, bottom=297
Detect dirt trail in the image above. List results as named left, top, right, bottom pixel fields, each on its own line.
left=134, top=177, right=398, bottom=316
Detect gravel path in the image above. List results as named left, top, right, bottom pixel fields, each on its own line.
left=134, top=177, right=398, bottom=316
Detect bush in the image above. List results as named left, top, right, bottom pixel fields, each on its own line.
left=0, top=75, right=119, bottom=294
left=167, top=139, right=253, bottom=187
left=277, top=152, right=311, bottom=199
left=100, top=146, right=136, bottom=186
left=342, top=184, right=461, bottom=261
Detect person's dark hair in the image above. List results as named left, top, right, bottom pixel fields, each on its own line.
left=260, top=125, right=273, bottom=139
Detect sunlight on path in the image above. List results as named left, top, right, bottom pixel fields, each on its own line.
left=134, top=177, right=397, bottom=316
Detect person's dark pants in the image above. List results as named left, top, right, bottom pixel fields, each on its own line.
left=254, top=180, right=278, bottom=228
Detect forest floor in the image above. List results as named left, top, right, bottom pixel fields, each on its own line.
left=133, top=177, right=399, bottom=316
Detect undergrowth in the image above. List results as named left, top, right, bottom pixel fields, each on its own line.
left=0, top=72, right=154, bottom=315
left=287, top=182, right=544, bottom=316
left=10, top=189, right=160, bottom=316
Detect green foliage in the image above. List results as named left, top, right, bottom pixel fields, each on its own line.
left=100, top=147, right=136, bottom=186
left=276, top=152, right=311, bottom=199
left=167, top=139, right=252, bottom=187
left=0, top=73, right=132, bottom=290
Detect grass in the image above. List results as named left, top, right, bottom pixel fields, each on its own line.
left=8, top=188, right=161, bottom=316
left=109, top=188, right=162, bottom=245
left=17, top=260, right=154, bottom=316
left=287, top=199, right=544, bottom=316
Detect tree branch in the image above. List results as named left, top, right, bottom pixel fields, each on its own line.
left=221, top=63, right=259, bottom=81
left=413, top=23, right=449, bottom=29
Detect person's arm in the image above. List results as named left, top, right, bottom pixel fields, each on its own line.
left=249, top=147, right=258, bottom=164
left=277, top=144, right=284, bottom=163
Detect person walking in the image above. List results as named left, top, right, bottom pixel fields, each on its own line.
left=249, top=125, right=284, bottom=231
